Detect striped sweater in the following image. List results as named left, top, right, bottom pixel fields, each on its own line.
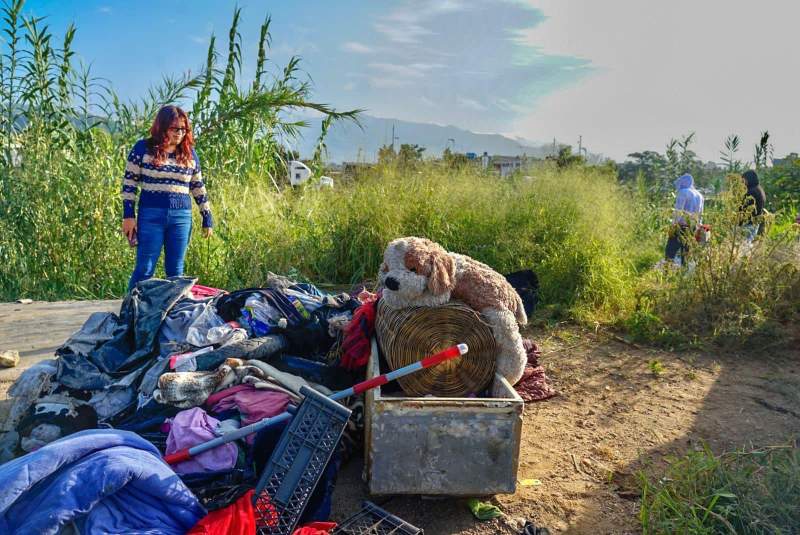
left=121, top=139, right=213, bottom=228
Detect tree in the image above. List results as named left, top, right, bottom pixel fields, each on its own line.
left=618, top=133, right=720, bottom=195
left=549, top=145, right=583, bottom=169
left=677, top=132, right=697, bottom=173
left=397, top=143, right=425, bottom=167
left=753, top=130, right=773, bottom=170
left=760, top=153, right=800, bottom=210
left=619, top=151, right=668, bottom=184
left=377, top=143, right=395, bottom=165
left=720, top=134, right=742, bottom=172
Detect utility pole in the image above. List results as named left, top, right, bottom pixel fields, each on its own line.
left=552, top=137, right=557, bottom=157
left=578, top=135, right=582, bottom=157
left=391, top=124, right=398, bottom=152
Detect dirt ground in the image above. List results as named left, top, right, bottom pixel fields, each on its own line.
left=1, top=301, right=799, bottom=534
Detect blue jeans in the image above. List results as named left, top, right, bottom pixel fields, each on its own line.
left=128, top=207, right=193, bottom=291
left=742, top=223, right=760, bottom=243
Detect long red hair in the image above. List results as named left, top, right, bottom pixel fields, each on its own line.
left=148, top=105, right=195, bottom=166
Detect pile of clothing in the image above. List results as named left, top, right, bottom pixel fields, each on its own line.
left=0, top=271, right=552, bottom=533
left=0, top=274, right=368, bottom=534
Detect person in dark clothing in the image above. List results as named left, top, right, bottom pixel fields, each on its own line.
left=740, top=170, right=766, bottom=241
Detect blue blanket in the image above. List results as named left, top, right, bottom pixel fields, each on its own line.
left=0, top=429, right=206, bottom=534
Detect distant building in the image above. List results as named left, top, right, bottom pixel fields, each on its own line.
left=491, top=155, right=522, bottom=177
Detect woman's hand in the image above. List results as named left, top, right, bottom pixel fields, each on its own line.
left=122, top=218, right=137, bottom=240
left=202, top=227, right=213, bottom=238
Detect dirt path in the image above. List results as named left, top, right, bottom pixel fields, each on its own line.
left=0, top=300, right=121, bottom=394
left=1, top=302, right=798, bottom=534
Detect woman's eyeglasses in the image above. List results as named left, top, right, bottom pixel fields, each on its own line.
left=168, top=127, right=188, bottom=134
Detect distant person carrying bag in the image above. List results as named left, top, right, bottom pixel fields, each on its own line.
left=121, top=105, right=213, bottom=292
left=664, top=173, right=704, bottom=266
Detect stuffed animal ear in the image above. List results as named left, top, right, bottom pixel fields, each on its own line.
left=427, top=250, right=455, bottom=295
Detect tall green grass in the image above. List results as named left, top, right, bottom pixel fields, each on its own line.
left=2, top=152, right=642, bottom=322
left=185, top=162, right=639, bottom=319
left=640, top=443, right=800, bottom=534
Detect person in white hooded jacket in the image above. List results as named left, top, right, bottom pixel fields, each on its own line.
left=664, top=173, right=704, bottom=265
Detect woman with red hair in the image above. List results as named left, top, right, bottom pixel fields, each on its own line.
left=121, top=105, right=213, bottom=291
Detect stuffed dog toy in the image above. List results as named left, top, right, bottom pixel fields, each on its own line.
left=378, top=236, right=527, bottom=396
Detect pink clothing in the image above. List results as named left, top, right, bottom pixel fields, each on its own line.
left=514, top=339, right=558, bottom=402
left=165, top=407, right=238, bottom=474
left=190, top=284, right=226, bottom=299
left=206, top=384, right=291, bottom=427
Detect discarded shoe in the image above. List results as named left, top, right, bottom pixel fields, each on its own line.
left=467, top=498, right=503, bottom=521
left=521, top=520, right=551, bottom=535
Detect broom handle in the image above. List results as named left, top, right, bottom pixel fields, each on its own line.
left=164, top=343, right=468, bottom=464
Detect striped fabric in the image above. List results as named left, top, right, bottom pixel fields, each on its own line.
left=122, top=139, right=213, bottom=228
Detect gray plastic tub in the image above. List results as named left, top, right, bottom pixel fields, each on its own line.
left=364, top=339, right=523, bottom=495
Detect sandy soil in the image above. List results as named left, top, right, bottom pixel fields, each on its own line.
left=1, top=302, right=798, bottom=534
left=328, top=324, right=800, bottom=534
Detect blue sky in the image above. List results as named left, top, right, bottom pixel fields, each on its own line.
left=24, top=1, right=590, bottom=138
left=17, top=1, right=800, bottom=160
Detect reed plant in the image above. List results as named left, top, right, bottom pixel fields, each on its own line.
left=0, top=1, right=359, bottom=298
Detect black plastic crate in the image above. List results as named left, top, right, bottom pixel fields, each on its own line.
left=332, top=501, right=423, bottom=535
left=253, top=385, right=351, bottom=535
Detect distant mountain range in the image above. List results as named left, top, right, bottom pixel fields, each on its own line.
left=292, top=114, right=562, bottom=163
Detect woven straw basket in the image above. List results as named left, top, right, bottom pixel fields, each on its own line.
left=375, top=300, right=497, bottom=397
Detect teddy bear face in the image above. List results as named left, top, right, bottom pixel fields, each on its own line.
left=378, top=237, right=456, bottom=309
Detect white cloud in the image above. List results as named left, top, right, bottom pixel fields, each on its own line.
left=341, top=41, right=374, bottom=54
left=367, top=62, right=444, bottom=78
left=367, top=76, right=412, bottom=89
left=511, top=0, right=800, bottom=161
left=343, top=81, right=357, bottom=91
left=373, top=22, right=431, bottom=44
left=495, top=97, right=526, bottom=114
left=272, top=41, right=320, bottom=57
left=457, top=96, right=487, bottom=111
left=98, top=6, right=112, bottom=14
left=374, top=0, right=470, bottom=44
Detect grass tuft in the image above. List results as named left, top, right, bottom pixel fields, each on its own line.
left=639, top=442, right=800, bottom=534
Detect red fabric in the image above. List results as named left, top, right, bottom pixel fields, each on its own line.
left=515, top=339, right=558, bottom=402
left=191, top=284, right=226, bottom=299
left=293, top=522, right=337, bottom=535
left=187, top=489, right=256, bottom=535
left=339, top=292, right=379, bottom=370
left=253, top=492, right=279, bottom=530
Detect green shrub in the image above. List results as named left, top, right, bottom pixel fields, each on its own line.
left=623, top=306, right=688, bottom=349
